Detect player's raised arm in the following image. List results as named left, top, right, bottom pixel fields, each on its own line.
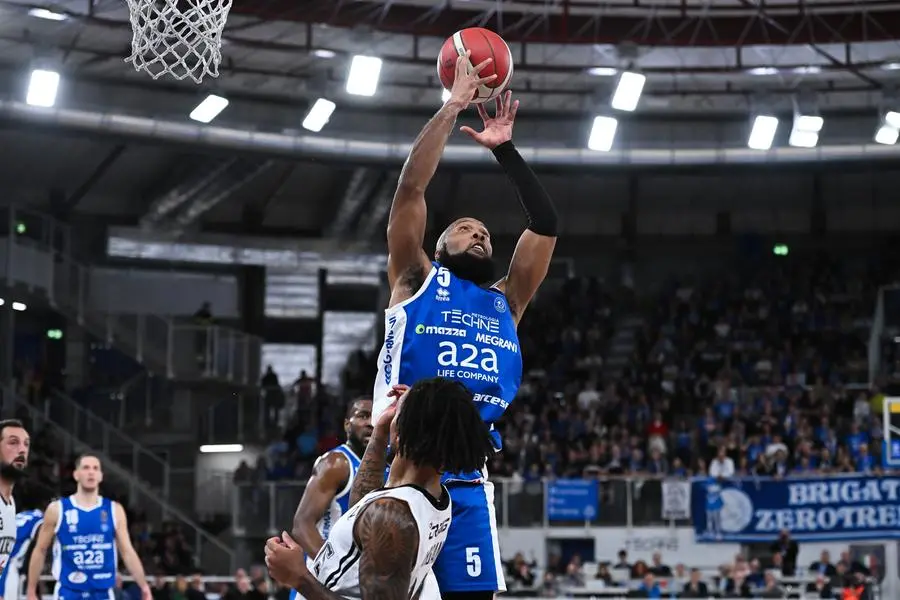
left=460, top=91, right=559, bottom=322
left=350, top=387, right=404, bottom=507
left=25, top=503, right=57, bottom=600
left=291, top=453, right=350, bottom=556
left=112, top=502, right=151, bottom=600
left=387, top=53, right=497, bottom=288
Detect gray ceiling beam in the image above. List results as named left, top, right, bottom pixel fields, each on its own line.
left=61, top=143, right=127, bottom=214
left=325, top=167, right=381, bottom=239
left=139, top=159, right=237, bottom=229
left=358, top=172, right=399, bottom=241
left=170, top=159, right=276, bottom=233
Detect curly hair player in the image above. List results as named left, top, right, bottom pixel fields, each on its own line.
left=265, top=377, right=494, bottom=600
left=369, top=52, right=558, bottom=598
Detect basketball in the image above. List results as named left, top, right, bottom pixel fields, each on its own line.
left=437, top=28, right=514, bottom=104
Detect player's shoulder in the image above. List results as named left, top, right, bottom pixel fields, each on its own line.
left=315, top=449, right=353, bottom=475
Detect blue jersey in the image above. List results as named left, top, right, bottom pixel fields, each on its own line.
left=0, top=509, right=43, bottom=597
left=52, top=496, right=117, bottom=591
left=373, top=263, right=523, bottom=482
left=313, top=444, right=361, bottom=541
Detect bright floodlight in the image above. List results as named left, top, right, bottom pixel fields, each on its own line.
left=302, top=98, right=336, bottom=133
left=587, top=67, right=617, bottom=76
left=789, top=113, right=823, bottom=148
left=11, top=302, right=26, bottom=312
left=190, top=94, right=228, bottom=123
left=748, top=115, right=779, bottom=150
left=874, top=124, right=899, bottom=145
left=885, top=111, right=900, bottom=129
left=587, top=116, right=618, bottom=152
left=611, top=71, right=645, bottom=112
left=346, top=55, right=382, bottom=97
left=28, top=8, right=67, bottom=20
left=199, top=444, right=244, bottom=453
left=441, top=88, right=452, bottom=103
left=26, top=69, right=59, bottom=107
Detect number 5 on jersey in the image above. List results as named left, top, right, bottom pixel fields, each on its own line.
left=466, top=547, right=481, bottom=577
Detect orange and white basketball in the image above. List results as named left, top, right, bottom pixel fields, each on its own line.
left=437, top=28, right=514, bottom=104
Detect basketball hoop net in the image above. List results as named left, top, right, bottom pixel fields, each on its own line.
left=125, top=0, right=233, bottom=84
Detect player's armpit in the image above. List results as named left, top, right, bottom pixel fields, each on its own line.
left=353, top=498, right=419, bottom=600
left=292, top=452, right=351, bottom=556
left=500, top=229, right=557, bottom=323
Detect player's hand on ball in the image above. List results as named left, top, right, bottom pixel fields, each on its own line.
left=460, top=90, right=518, bottom=149
left=447, top=51, right=496, bottom=108
left=265, top=532, right=306, bottom=589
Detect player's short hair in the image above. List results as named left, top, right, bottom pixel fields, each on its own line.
left=0, top=419, right=25, bottom=440
left=346, top=397, right=372, bottom=419
left=75, top=453, right=102, bottom=468
left=395, top=377, right=494, bottom=473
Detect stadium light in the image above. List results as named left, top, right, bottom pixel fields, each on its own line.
left=748, top=115, right=779, bottom=150
left=11, top=302, right=26, bottom=312
left=874, top=111, right=900, bottom=145
left=190, top=94, right=228, bottom=123
left=26, top=69, right=59, bottom=107
left=788, top=98, right=823, bottom=148
left=611, top=71, right=645, bottom=112
left=199, top=444, right=243, bottom=453
left=302, top=98, right=336, bottom=133
left=587, top=116, right=618, bottom=152
left=346, top=55, right=382, bottom=97
left=587, top=67, right=617, bottom=77
left=28, top=8, right=67, bottom=21
left=0, top=298, right=4, bottom=306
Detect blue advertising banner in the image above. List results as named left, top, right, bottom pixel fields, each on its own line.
left=691, top=475, right=900, bottom=542
left=547, top=479, right=599, bottom=521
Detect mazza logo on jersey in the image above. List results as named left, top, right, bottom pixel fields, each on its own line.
left=415, top=324, right=466, bottom=338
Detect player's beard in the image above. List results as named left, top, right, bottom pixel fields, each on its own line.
left=0, top=460, right=27, bottom=482
left=437, top=248, right=496, bottom=286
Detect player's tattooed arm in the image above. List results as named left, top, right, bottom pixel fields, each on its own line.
left=354, top=498, right=419, bottom=600
left=349, top=428, right=389, bottom=507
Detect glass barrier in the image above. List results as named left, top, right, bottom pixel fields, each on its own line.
left=0, top=204, right=263, bottom=386
left=231, top=477, right=692, bottom=536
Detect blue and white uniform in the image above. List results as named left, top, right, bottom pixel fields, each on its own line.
left=373, top=263, right=523, bottom=592
left=52, top=496, right=117, bottom=600
left=0, top=509, right=43, bottom=600
left=290, top=444, right=362, bottom=600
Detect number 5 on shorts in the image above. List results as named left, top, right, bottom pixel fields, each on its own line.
left=466, top=547, right=482, bottom=577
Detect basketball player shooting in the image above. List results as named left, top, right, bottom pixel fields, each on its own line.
left=265, top=377, right=495, bottom=600
left=0, top=419, right=29, bottom=586
left=27, top=455, right=152, bottom=600
left=369, top=53, right=558, bottom=599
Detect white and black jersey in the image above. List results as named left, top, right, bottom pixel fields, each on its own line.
left=0, top=494, right=16, bottom=574
left=309, top=485, right=451, bottom=600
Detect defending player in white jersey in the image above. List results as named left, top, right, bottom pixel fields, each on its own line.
left=0, top=419, right=30, bottom=583
left=0, top=507, right=44, bottom=600
left=26, top=454, right=151, bottom=600
left=265, top=377, right=494, bottom=600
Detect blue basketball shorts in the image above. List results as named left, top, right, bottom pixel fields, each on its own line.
left=54, top=586, right=114, bottom=600
left=433, top=480, right=505, bottom=593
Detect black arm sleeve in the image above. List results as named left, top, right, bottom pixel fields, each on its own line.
left=491, top=141, right=559, bottom=237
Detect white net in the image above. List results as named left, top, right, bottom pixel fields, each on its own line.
left=125, top=0, right=233, bottom=84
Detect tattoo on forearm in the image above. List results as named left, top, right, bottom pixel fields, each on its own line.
left=350, top=432, right=389, bottom=507
left=355, top=499, right=418, bottom=600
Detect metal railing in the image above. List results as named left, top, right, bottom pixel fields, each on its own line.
left=230, top=477, right=689, bottom=536
left=2, top=386, right=235, bottom=574
left=0, top=204, right=262, bottom=385
left=42, top=389, right=172, bottom=504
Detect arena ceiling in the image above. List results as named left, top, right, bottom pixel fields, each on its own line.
left=2, top=0, right=900, bottom=240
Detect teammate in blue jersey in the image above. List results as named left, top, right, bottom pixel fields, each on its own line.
left=287, top=398, right=371, bottom=600
left=371, top=54, right=558, bottom=599
left=0, top=507, right=43, bottom=600
left=26, top=454, right=151, bottom=600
